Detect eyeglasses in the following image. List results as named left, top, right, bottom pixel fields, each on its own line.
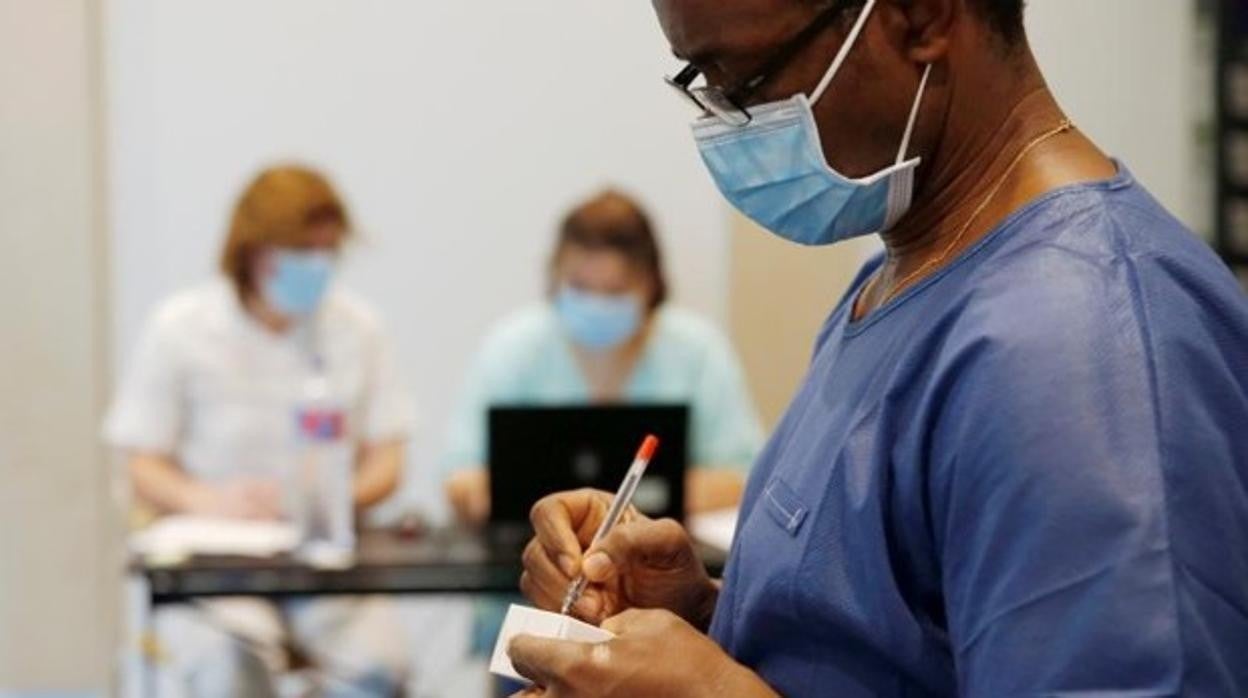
left=664, top=2, right=847, bottom=127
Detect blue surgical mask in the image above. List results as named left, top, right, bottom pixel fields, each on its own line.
left=261, top=249, right=335, bottom=318
left=555, top=286, right=643, bottom=352
left=692, top=0, right=931, bottom=246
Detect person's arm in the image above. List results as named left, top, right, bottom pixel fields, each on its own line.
left=932, top=293, right=1184, bottom=695
left=353, top=439, right=404, bottom=511
left=127, top=451, right=282, bottom=520
left=444, top=467, right=490, bottom=526
left=351, top=315, right=416, bottom=512
left=128, top=451, right=206, bottom=514
left=685, top=469, right=745, bottom=514
left=441, top=329, right=507, bottom=525
left=685, top=324, right=765, bottom=513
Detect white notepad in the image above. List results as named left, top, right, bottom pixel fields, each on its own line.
left=129, top=516, right=299, bottom=560
left=489, top=604, right=615, bottom=683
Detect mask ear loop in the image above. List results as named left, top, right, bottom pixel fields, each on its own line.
left=809, top=0, right=879, bottom=105
left=895, top=63, right=933, bottom=165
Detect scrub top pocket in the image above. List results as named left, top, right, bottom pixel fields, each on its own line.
left=761, top=476, right=809, bottom=536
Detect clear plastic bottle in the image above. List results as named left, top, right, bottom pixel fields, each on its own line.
left=290, top=357, right=355, bottom=568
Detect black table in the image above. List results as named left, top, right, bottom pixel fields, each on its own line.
left=124, top=527, right=729, bottom=697
left=135, top=527, right=729, bottom=604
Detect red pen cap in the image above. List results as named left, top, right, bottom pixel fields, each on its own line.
left=636, top=434, right=660, bottom=462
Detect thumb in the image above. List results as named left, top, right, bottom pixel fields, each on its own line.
left=583, top=518, right=690, bottom=583
left=507, top=634, right=589, bottom=688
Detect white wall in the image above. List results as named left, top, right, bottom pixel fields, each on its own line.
left=105, top=0, right=728, bottom=516
left=1028, top=0, right=1203, bottom=231
left=0, top=0, right=115, bottom=692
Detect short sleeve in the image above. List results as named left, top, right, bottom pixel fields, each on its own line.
left=440, top=344, right=495, bottom=475
left=689, top=328, right=764, bottom=471
left=103, top=313, right=185, bottom=454
left=929, top=292, right=1183, bottom=695
left=441, top=308, right=560, bottom=476
left=359, top=322, right=418, bottom=443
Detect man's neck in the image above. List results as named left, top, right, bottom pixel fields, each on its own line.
left=856, top=51, right=1114, bottom=317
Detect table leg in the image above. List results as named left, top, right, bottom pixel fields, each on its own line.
left=122, top=574, right=153, bottom=698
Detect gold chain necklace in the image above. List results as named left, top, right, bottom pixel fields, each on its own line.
left=875, top=118, right=1074, bottom=305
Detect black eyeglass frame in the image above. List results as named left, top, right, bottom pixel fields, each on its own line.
left=664, top=1, right=850, bottom=126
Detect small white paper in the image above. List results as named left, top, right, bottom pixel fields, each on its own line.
left=489, top=604, right=614, bottom=683
left=129, top=516, right=299, bottom=560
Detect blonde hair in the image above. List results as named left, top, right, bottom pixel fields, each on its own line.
left=219, top=164, right=350, bottom=296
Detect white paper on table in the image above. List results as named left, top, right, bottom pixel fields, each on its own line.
left=129, top=515, right=299, bottom=560
left=490, top=604, right=614, bottom=683
left=688, top=508, right=739, bottom=552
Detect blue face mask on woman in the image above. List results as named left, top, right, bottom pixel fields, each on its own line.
left=555, top=286, right=643, bottom=352
left=692, top=0, right=931, bottom=246
left=261, top=249, right=335, bottom=318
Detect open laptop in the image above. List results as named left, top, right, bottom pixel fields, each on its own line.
left=487, top=404, right=689, bottom=542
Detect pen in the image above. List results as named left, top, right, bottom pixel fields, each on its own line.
left=559, top=434, right=660, bottom=615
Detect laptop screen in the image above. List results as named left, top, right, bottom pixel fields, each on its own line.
left=487, top=404, right=690, bottom=528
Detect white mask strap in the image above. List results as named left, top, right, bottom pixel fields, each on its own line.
left=895, top=63, right=932, bottom=165
left=810, top=0, right=879, bottom=105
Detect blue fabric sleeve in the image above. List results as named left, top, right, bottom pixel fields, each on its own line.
left=929, top=270, right=1183, bottom=696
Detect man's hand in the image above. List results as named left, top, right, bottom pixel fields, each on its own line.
left=507, top=609, right=778, bottom=698
left=520, top=489, right=718, bottom=628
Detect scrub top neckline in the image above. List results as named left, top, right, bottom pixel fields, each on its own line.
left=843, top=162, right=1134, bottom=337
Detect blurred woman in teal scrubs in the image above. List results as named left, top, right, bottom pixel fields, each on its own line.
left=443, top=189, right=764, bottom=524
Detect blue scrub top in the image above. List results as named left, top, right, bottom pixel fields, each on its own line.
left=712, top=168, right=1248, bottom=696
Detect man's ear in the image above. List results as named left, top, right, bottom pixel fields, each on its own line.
left=894, top=0, right=955, bottom=64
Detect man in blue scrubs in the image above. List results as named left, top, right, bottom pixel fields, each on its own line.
left=508, top=0, right=1248, bottom=695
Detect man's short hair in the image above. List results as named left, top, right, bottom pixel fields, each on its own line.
left=970, top=0, right=1026, bottom=45
left=830, top=0, right=1026, bottom=46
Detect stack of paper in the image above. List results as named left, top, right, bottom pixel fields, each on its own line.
left=129, top=516, right=299, bottom=560
left=490, top=604, right=614, bottom=683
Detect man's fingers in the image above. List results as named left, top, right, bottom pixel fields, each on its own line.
left=570, top=587, right=606, bottom=622
left=520, top=540, right=575, bottom=610
left=581, top=550, right=617, bottom=583
left=529, top=490, right=610, bottom=576
left=507, top=634, right=589, bottom=689
left=584, top=518, right=691, bottom=582
left=518, top=572, right=551, bottom=611
left=516, top=541, right=609, bottom=616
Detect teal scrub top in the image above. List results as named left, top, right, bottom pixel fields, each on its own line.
left=443, top=304, right=764, bottom=473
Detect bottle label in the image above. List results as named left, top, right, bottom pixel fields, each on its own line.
left=297, top=409, right=347, bottom=441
